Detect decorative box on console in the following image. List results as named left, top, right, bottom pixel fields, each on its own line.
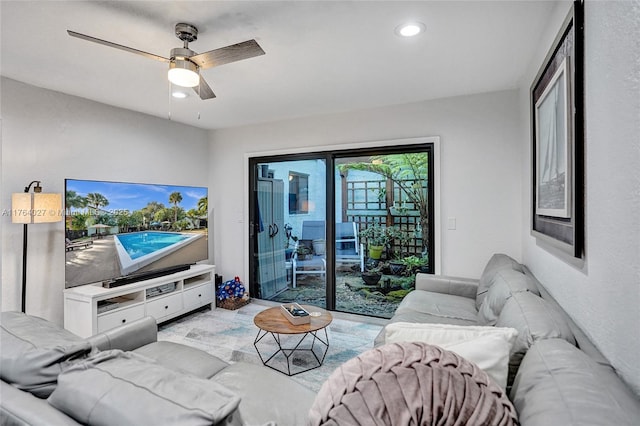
left=280, top=303, right=310, bottom=325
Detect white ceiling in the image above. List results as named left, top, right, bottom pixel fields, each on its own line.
left=0, top=1, right=556, bottom=130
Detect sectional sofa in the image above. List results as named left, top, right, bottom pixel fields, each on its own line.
left=2, top=253, right=639, bottom=425
left=374, top=253, right=640, bottom=425
left=1, top=313, right=315, bottom=425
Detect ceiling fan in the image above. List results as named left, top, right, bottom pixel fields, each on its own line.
left=67, top=23, right=265, bottom=100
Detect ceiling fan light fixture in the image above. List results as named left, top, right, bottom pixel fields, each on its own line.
left=171, top=91, right=188, bottom=99
left=395, top=22, right=426, bottom=37
left=168, top=59, right=199, bottom=87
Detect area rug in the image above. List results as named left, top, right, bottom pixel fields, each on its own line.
left=157, top=302, right=384, bottom=393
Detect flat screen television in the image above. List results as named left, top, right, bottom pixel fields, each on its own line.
left=65, top=178, right=208, bottom=288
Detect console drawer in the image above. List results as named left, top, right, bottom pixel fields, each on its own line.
left=146, top=293, right=183, bottom=321
left=97, top=304, right=145, bottom=333
left=184, top=282, right=214, bottom=310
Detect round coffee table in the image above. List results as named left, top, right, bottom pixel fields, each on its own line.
left=253, top=305, right=332, bottom=376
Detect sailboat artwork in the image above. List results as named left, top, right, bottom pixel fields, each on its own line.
left=535, top=57, right=571, bottom=218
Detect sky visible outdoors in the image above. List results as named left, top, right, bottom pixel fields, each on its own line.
left=66, top=179, right=207, bottom=213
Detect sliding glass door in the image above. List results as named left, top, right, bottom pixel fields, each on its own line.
left=249, top=144, right=433, bottom=318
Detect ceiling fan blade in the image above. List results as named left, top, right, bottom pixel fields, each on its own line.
left=190, top=40, right=265, bottom=70
left=193, top=77, right=216, bottom=100
left=67, top=30, right=170, bottom=63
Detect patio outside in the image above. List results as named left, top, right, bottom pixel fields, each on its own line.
left=262, top=153, right=430, bottom=319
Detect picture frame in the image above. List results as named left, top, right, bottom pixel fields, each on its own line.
left=530, top=1, right=584, bottom=258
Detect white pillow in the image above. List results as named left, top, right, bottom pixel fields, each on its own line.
left=384, top=322, right=518, bottom=389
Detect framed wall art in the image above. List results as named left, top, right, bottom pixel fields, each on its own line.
left=530, top=1, right=584, bottom=258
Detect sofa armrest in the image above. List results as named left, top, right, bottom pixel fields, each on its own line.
left=415, top=274, right=479, bottom=299
left=1, top=381, right=82, bottom=426
left=87, top=316, right=157, bottom=352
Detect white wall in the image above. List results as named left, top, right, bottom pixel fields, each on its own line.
left=0, top=78, right=210, bottom=325
left=209, top=89, right=523, bottom=284
left=520, top=1, right=640, bottom=394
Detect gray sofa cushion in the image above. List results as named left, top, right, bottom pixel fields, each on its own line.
left=476, top=253, right=524, bottom=309
left=374, top=288, right=479, bottom=346
left=211, top=362, right=316, bottom=426
left=478, top=269, right=540, bottom=326
left=386, top=310, right=478, bottom=328
left=134, top=341, right=229, bottom=379
left=0, top=312, right=91, bottom=398
left=396, top=290, right=478, bottom=323
left=495, top=292, right=576, bottom=386
left=510, top=339, right=640, bottom=425
left=48, top=350, right=241, bottom=426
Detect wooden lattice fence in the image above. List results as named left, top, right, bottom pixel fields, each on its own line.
left=341, top=176, right=425, bottom=258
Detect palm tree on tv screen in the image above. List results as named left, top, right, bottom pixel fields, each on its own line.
left=65, top=190, right=87, bottom=216
left=141, top=201, right=165, bottom=227
left=169, top=191, right=183, bottom=223
left=85, top=192, right=109, bottom=215
left=197, top=196, right=208, bottom=217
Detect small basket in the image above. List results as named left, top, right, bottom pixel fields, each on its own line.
left=216, top=276, right=249, bottom=310
left=216, top=297, right=250, bottom=310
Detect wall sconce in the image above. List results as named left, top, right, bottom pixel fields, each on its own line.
left=11, top=181, right=62, bottom=313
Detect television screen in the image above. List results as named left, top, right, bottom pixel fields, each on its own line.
left=65, top=179, right=208, bottom=288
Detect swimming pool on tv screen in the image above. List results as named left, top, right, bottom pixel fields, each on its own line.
left=116, top=232, right=191, bottom=259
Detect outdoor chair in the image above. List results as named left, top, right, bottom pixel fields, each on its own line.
left=335, top=222, right=365, bottom=272
left=65, top=237, right=93, bottom=252
left=292, top=221, right=326, bottom=288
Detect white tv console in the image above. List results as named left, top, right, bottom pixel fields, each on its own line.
left=64, top=264, right=216, bottom=338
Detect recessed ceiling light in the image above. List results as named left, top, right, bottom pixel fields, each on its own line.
left=172, top=91, right=188, bottom=99
left=395, top=22, right=426, bottom=37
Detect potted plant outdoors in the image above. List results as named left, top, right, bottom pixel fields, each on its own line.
left=361, top=264, right=383, bottom=286
left=295, top=244, right=312, bottom=261
left=386, top=227, right=412, bottom=274
left=401, top=255, right=429, bottom=276
left=359, top=223, right=391, bottom=260
left=388, top=260, right=406, bottom=276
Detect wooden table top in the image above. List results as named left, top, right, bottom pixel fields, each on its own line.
left=254, top=305, right=332, bottom=334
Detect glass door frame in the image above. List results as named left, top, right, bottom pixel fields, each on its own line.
left=248, top=142, right=435, bottom=313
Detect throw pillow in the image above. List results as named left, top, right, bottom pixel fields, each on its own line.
left=0, top=311, right=92, bottom=398
left=477, top=269, right=539, bottom=326
left=384, top=322, right=518, bottom=389
left=309, top=342, right=518, bottom=426
left=476, top=253, right=524, bottom=309
left=48, top=350, right=241, bottom=426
